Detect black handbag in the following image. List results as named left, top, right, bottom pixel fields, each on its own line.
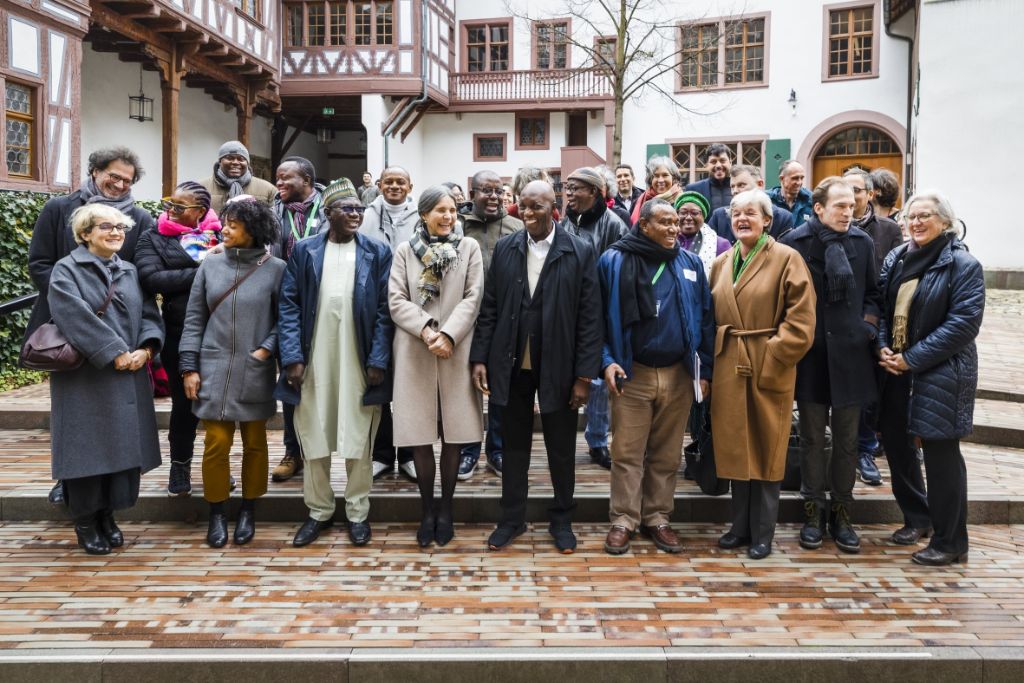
left=19, top=283, right=117, bottom=372
left=692, top=402, right=730, bottom=496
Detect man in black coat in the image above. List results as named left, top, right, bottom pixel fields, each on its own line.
left=560, top=167, right=627, bottom=470
left=614, top=164, right=644, bottom=217
left=471, top=180, right=603, bottom=554
left=25, top=146, right=155, bottom=507
left=781, top=177, right=883, bottom=555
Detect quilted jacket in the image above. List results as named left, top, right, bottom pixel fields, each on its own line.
left=878, top=237, right=985, bottom=439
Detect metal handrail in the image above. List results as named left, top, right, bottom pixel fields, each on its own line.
left=0, top=292, right=37, bottom=316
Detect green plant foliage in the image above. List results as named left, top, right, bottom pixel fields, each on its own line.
left=0, top=190, right=53, bottom=382
left=0, top=368, right=45, bottom=392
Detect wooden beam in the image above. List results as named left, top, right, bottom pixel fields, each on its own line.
left=159, top=44, right=185, bottom=198
left=280, top=115, right=313, bottom=159
left=399, top=105, right=428, bottom=142
left=381, top=96, right=412, bottom=134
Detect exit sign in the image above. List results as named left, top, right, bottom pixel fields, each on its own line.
left=322, top=107, right=335, bottom=116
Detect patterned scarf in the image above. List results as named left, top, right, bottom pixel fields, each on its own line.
left=81, top=176, right=136, bottom=214
left=732, top=232, right=768, bottom=284
left=409, top=225, right=462, bottom=306
left=213, top=162, right=252, bottom=200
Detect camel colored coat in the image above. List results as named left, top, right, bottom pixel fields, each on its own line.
left=389, top=237, right=484, bottom=446
left=708, top=238, right=816, bottom=481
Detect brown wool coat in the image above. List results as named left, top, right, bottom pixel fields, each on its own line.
left=389, top=238, right=484, bottom=446
left=708, top=238, right=817, bottom=481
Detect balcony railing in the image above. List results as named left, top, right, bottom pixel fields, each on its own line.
left=450, top=68, right=613, bottom=104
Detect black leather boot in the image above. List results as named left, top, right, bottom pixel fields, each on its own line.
left=799, top=500, right=825, bottom=550
left=98, top=510, right=123, bottom=548
left=75, top=516, right=111, bottom=555
left=207, top=513, right=228, bottom=548
left=234, top=508, right=255, bottom=545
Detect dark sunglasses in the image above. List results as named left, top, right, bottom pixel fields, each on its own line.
left=329, top=205, right=367, bottom=215
left=161, top=198, right=204, bottom=213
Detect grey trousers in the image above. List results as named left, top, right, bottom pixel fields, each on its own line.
left=730, top=480, right=782, bottom=546
left=798, top=402, right=860, bottom=507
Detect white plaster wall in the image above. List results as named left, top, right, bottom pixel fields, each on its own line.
left=915, top=0, right=1020, bottom=269
left=435, top=0, right=907, bottom=190
left=80, top=48, right=325, bottom=198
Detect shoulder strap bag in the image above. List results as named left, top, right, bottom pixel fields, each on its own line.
left=208, top=254, right=269, bottom=316
left=20, top=282, right=118, bottom=372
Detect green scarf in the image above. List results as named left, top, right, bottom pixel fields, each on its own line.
left=732, top=233, right=769, bottom=283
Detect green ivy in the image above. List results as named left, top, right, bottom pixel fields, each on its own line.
left=0, top=191, right=160, bottom=384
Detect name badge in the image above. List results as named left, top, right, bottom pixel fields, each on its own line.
left=683, top=269, right=697, bottom=282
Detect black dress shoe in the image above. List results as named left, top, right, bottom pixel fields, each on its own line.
left=75, top=523, right=111, bottom=555
left=488, top=522, right=527, bottom=550
left=48, top=481, right=66, bottom=506
left=98, top=512, right=124, bottom=548
left=748, top=543, right=772, bottom=560
left=348, top=521, right=372, bottom=546
left=293, top=517, right=333, bottom=547
left=206, top=514, right=228, bottom=548
left=549, top=524, right=577, bottom=554
left=718, top=531, right=751, bottom=549
left=233, top=509, right=255, bottom=545
left=589, top=447, right=612, bottom=470
left=891, top=525, right=932, bottom=545
left=912, top=547, right=968, bottom=566
left=435, top=517, right=455, bottom=547
left=417, top=515, right=436, bottom=548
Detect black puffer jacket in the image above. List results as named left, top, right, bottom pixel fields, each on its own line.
left=134, top=230, right=199, bottom=334
left=878, top=237, right=985, bottom=439
left=561, top=200, right=627, bottom=255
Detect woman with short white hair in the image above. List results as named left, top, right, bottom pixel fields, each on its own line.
left=45, top=204, right=164, bottom=555
left=876, top=190, right=985, bottom=566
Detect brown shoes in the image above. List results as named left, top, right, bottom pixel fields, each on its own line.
left=641, top=524, right=682, bottom=553
left=604, top=525, right=632, bottom=554
left=271, top=452, right=303, bottom=482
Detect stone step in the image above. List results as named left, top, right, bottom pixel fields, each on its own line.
left=1, top=645, right=1018, bottom=682
left=2, top=429, right=1022, bottom=524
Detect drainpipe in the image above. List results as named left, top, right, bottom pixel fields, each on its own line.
left=383, top=0, right=431, bottom=166
left=884, top=0, right=916, bottom=199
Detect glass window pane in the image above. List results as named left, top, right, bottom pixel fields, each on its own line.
left=307, top=4, right=325, bottom=46
left=491, top=45, right=508, bottom=71
left=376, top=1, right=393, bottom=45
left=5, top=84, right=31, bottom=114
left=286, top=5, right=303, bottom=46
left=330, top=2, right=346, bottom=45
left=477, top=136, right=504, bottom=158
left=355, top=2, right=371, bottom=45
left=468, top=27, right=484, bottom=44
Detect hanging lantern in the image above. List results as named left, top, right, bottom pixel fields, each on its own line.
left=128, top=64, right=153, bottom=122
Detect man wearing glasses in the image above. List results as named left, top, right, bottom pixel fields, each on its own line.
left=456, top=170, right=524, bottom=481
left=25, top=146, right=156, bottom=507
left=560, top=167, right=627, bottom=471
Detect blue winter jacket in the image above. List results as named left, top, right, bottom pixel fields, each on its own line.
left=274, top=231, right=394, bottom=406
left=767, top=186, right=814, bottom=227
left=878, top=237, right=985, bottom=439
left=598, top=248, right=715, bottom=380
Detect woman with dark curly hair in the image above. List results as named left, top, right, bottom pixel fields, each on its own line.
left=178, top=196, right=286, bottom=547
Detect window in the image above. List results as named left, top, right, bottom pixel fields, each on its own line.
left=594, top=36, right=616, bottom=66
left=670, top=139, right=764, bottom=184
left=819, top=127, right=898, bottom=156
left=5, top=82, right=33, bottom=178
left=285, top=1, right=394, bottom=48
left=234, top=0, right=260, bottom=21
left=678, top=15, right=768, bottom=90
left=826, top=4, right=875, bottom=78
left=464, top=21, right=510, bottom=72
left=534, top=20, right=569, bottom=70
left=474, top=133, right=507, bottom=162
left=515, top=113, right=548, bottom=150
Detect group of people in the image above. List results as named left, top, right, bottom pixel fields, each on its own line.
left=25, top=140, right=984, bottom=568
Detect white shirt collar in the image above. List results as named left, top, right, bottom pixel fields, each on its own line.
left=527, top=226, right=556, bottom=249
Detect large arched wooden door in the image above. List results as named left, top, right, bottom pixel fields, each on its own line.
left=812, top=126, right=902, bottom=204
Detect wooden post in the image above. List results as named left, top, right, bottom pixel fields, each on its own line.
left=235, top=84, right=254, bottom=147
left=158, top=46, right=184, bottom=198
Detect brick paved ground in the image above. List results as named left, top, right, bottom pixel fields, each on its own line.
left=1, top=521, right=1023, bottom=649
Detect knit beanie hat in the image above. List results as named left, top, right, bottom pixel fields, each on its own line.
left=322, top=177, right=359, bottom=207
left=567, top=167, right=607, bottom=194
left=674, top=190, right=711, bottom=219
left=217, top=140, right=250, bottom=163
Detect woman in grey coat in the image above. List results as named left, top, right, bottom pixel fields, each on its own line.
left=179, top=197, right=286, bottom=547
left=47, top=204, right=164, bottom=555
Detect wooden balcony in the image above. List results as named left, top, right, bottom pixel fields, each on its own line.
left=448, top=68, right=613, bottom=112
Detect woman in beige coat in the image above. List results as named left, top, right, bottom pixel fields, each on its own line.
left=389, top=186, right=484, bottom=548
left=708, top=189, right=816, bottom=560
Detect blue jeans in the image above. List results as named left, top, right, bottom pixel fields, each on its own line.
left=584, top=378, right=610, bottom=448
left=857, top=402, right=880, bottom=455
left=460, top=401, right=504, bottom=463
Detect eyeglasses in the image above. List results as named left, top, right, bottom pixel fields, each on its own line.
left=472, top=186, right=502, bottom=197
left=92, top=222, right=132, bottom=233
left=329, top=205, right=367, bottom=215
left=563, top=183, right=590, bottom=194
left=677, top=207, right=703, bottom=217
left=102, top=171, right=133, bottom=187
left=161, top=198, right=205, bottom=213
left=906, top=212, right=935, bottom=223
left=851, top=187, right=868, bottom=194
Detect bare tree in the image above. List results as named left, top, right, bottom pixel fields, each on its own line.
left=508, top=0, right=745, bottom=165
